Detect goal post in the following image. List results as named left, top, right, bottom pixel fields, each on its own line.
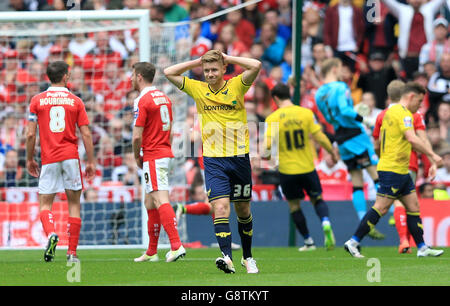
left=0, top=9, right=190, bottom=250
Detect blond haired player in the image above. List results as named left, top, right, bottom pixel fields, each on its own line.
left=164, top=50, right=261, bottom=274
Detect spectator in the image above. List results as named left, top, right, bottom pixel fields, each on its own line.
left=360, top=91, right=383, bottom=131
left=91, top=61, right=132, bottom=115
left=189, top=180, right=208, bottom=202
left=427, top=53, right=450, bottom=121
left=427, top=122, right=450, bottom=159
left=242, top=0, right=265, bottom=30
left=161, top=0, right=189, bottom=22
left=81, top=31, right=123, bottom=84
left=218, top=9, right=256, bottom=50
left=412, top=71, right=431, bottom=116
left=316, top=149, right=349, bottom=183
left=69, top=33, right=96, bottom=60
left=68, top=65, right=89, bottom=98
left=301, top=18, right=315, bottom=69
left=97, top=135, right=122, bottom=182
left=0, top=49, right=37, bottom=104
left=419, top=17, right=449, bottom=73
left=83, top=187, right=99, bottom=203
left=258, top=22, right=286, bottom=67
left=219, top=23, right=248, bottom=57
left=437, top=101, right=450, bottom=144
left=423, top=60, right=438, bottom=79
left=341, top=62, right=363, bottom=105
left=280, top=44, right=292, bottom=83
left=0, top=109, right=21, bottom=149
left=418, top=182, right=435, bottom=198
left=189, top=2, right=220, bottom=43
left=277, top=0, right=292, bottom=27
left=0, top=149, right=23, bottom=187
left=111, top=150, right=141, bottom=185
left=261, top=9, right=292, bottom=44
left=323, top=0, right=365, bottom=70
left=381, top=0, right=447, bottom=80
left=190, top=22, right=212, bottom=58
left=435, top=148, right=450, bottom=182
left=32, top=31, right=53, bottom=63
left=108, top=117, right=132, bottom=156
left=357, top=52, right=397, bottom=109
left=28, top=60, right=49, bottom=92
left=254, top=81, right=276, bottom=120
left=363, top=0, right=397, bottom=59
left=303, top=3, right=324, bottom=42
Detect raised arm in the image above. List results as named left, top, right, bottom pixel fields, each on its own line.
left=163, top=58, right=202, bottom=89
left=223, top=53, right=262, bottom=86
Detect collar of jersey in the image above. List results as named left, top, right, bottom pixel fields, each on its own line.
left=140, top=86, right=157, bottom=96
left=208, top=80, right=228, bottom=95
left=47, top=86, right=69, bottom=91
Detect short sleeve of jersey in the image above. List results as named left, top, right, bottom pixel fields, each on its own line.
left=28, top=96, right=38, bottom=122
left=413, top=112, right=426, bottom=131
left=77, top=100, right=90, bottom=127
left=134, top=99, right=148, bottom=127
left=180, top=76, right=196, bottom=97
left=372, top=112, right=384, bottom=139
left=233, top=73, right=252, bottom=96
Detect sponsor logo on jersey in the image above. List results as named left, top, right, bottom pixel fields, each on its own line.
left=404, top=116, right=412, bottom=128
left=203, top=105, right=236, bottom=111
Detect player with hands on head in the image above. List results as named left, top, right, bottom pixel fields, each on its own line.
left=164, top=50, right=261, bottom=274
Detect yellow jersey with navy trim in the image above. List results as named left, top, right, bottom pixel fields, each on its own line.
left=377, top=104, right=414, bottom=174
left=180, top=74, right=251, bottom=157
left=265, top=105, right=321, bottom=175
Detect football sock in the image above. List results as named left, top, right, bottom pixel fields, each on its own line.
left=353, top=207, right=382, bottom=242
left=291, top=209, right=310, bottom=239
left=352, top=187, right=367, bottom=220
left=394, top=205, right=409, bottom=242
left=237, top=214, right=253, bottom=259
left=146, top=208, right=161, bottom=256
left=185, top=202, right=211, bottom=215
left=67, top=217, right=81, bottom=256
left=158, top=203, right=182, bottom=251
left=313, top=199, right=329, bottom=222
left=406, top=212, right=426, bottom=249
left=39, top=209, right=55, bottom=237
left=213, top=217, right=233, bottom=260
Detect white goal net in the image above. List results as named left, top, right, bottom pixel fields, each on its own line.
left=0, top=10, right=190, bottom=249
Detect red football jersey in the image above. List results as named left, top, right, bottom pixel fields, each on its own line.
left=373, top=105, right=426, bottom=172
left=29, top=87, right=89, bottom=165
left=134, top=86, right=174, bottom=161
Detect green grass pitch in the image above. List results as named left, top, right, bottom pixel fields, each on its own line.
left=1, top=247, right=449, bottom=286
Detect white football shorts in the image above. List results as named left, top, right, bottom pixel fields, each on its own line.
left=142, top=157, right=171, bottom=193
left=39, top=159, right=83, bottom=194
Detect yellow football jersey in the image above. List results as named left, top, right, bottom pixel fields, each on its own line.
left=180, top=74, right=251, bottom=157
left=265, top=105, right=321, bottom=175
left=377, top=104, right=414, bottom=174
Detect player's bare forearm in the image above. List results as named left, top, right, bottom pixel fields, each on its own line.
left=416, top=129, right=433, bottom=153
left=312, top=130, right=333, bottom=154
left=224, top=54, right=261, bottom=85
left=80, top=125, right=95, bottom=164
left=25, top=122, right=37, bottom=162
left=164, top=58, right=202, bottom=88
left=405, top=130, right=442, bottom=165
left=374, top=138, right=380, bottom=157
left=132, top=126, right=144, bottom=167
